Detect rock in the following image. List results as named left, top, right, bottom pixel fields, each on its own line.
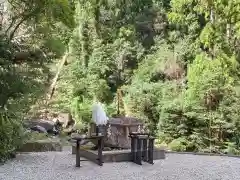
left=52, top=126, right=60, bottom=136
left=71, top=133, right=88, bottom=145
left=52, top=117, right=59, bottom=124
left=19, top=139, right=62, bottom=152
left=30, top=125, right=47, bottom=133
left=52, top=119, right=62, bottom=135
left=89, top=117, right=144, bottom=149
left=71, top=133, right=82, bottom=138
left=58, top=113, right=74, bottom=128
left=24, top=119, right=60, bottom=134
left=24, top=119, right=54, bottom=130
left=63, top=127, right=76, bottom=135
left=72, top=141, right=95, bottom=154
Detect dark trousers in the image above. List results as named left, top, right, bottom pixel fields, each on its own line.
left=96, top=124, right=106, bottom=136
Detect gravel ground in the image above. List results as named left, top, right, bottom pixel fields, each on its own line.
left=0, top=148, right=240, bottom=180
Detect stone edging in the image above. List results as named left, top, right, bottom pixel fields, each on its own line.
left=165, top=150, right=240, bottom=158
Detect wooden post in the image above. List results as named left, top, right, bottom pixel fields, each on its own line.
left=76, top=140, right=80, bottom=167
left=97, top=137, right=103, bottom=166
left=148, top=137, right=154, bottom=164
left=136, top=137, right=142, bottom=165
left=142, top=138, right=148, bottom=162
left=96, top=125, right=99, bottom=136
left=130, top=135, right=137, bottom=162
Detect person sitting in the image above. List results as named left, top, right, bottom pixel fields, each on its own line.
left=91, top=96, right=108, bottom=150
left=92, top=96, right=108, bottom=135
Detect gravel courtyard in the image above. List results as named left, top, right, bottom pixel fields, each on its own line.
left=0, top=148, right=240, bottom=180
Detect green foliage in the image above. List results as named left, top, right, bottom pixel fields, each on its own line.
left=9, top=0, right=75, bottom=28
left=158, top=52, right=240, bottom=153
left=25, top=131, right=48, bottom=142
left=53, top=0, right=152, bottom=129
left=124, top=40, right=186, bottom=132
left=223, top=142, right=240, bottom=155
left=0, top=110, right=24, bottom=162
left=0, top=0, right=76, bottom=161
left=3, top=0, right=240, bottom=159
left=168, top=138, right=187, bottom=152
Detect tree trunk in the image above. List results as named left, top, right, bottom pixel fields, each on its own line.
left=46, top=52, right=69, bottom=103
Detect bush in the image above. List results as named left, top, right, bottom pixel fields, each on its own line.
left=124, top=42, right=185, bottom=133
left=25, top=131, right=48, bottom=142
left=223, top=142, right=240, bottom=155
left=158, top=53, right=240, bottom=153
left=0, top=110, right=24, bottom=162
left=168, top=138, right=187, bottom=152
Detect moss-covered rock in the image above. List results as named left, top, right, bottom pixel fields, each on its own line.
left=19, top=139, right=62, bottom=152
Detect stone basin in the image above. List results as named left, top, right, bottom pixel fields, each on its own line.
left=89, top=116, right=144, bottom=149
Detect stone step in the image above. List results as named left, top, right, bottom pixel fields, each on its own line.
left=72, top=145, right=165, bottom=163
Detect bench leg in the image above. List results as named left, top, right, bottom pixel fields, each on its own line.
left=96, top=126, right=99, bottom=136
left=76, top=141, right=80, bottom=167
left=97, top=138, right=103, bottom=166
left=142, top=139, right=148, bottom=162
left=136, top=138, right=142, bottom=165
left=148, top=139, right=154, bottom=165
left=130, top=137, right=137, bottom=163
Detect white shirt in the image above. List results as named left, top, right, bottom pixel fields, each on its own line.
left=92, top=102, right=108, bottom=125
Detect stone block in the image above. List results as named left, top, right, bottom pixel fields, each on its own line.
left=19, top=139, right=62, bottom=152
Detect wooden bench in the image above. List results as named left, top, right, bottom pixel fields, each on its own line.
left=129, top=132, right=155, bottom=165
left=72, top=135, right=104, bottom=167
